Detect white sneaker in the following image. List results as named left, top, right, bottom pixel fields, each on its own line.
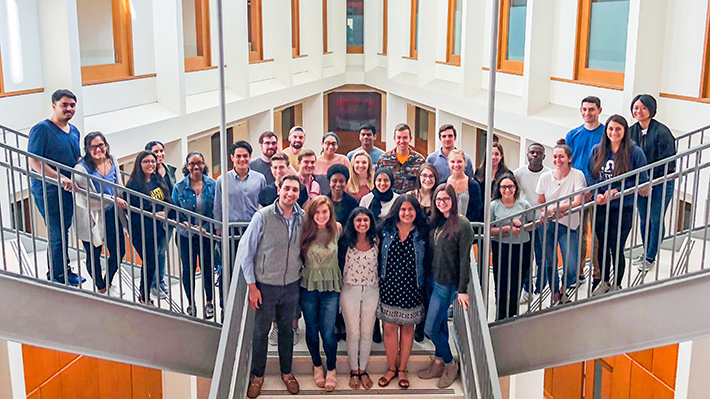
left=269, top=326, right=279, bottom=346
left=637, top=259, right=655, bottom=272
left=293, top=328, right=300, bottom=347
left=519, top=291, right=530, bottom=304
left=592, top=281, right=611, bottom=296
left=632, top=255, right=645, bottom=265
left=151, top=286, right=168, bottom=299
left=108, top=285, right=122, bottom=298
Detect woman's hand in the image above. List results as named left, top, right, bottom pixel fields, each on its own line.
left=596, top=193, right=607, bottom=205
left=458, top=293, right=470, bottom=311
left=116, top=198, right=128, bottom=209
left=511, top=219, right=522, bottom=235
left=156, top=211, right=166, bottom=218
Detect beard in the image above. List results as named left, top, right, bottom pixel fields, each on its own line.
left=291, top=142, right=303, bottom=150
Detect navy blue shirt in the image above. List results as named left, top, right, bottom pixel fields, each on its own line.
left=566, top=124, right=605, bottom=179
left=28, top=119, right=81, bottom=193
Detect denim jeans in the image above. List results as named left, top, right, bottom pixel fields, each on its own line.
left=130, top=226, right=163, bottom=301
left=300, top=288, right=340, bottom=371
left=152, top=226, right=174, bottom=289
left=179, top=233, right=214, bottom=306
left=32, top=187, right=73, bottom=282
left=638, top=180, right=674, bottom=262
left=525, top=225, right=544, bottom=292
left=82, top=206, right=126, bottom=290
left=424, top=282, right=458, bottom=364
left=538, top=223, right=579, bottom=294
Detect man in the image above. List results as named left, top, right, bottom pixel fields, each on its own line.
left=282, top=126, right=306, bottom=171
left=513, top=143, right=551, bottom=302
left=249, top=131, right=280, bottom=184
left=239, top=175, right=304, bottom=398
left=376, top=123, right=425, bottom=194
left=258, top=153, right=308, bottom=207
left=346, top=124, right=385, bottom=163
left=28, top=89, right=85, bottom=286
left=566, top=96, right=605, bottom=288
left=426, top=124, right=474, bottom=182
left=297, top=149, right=320, bottom=200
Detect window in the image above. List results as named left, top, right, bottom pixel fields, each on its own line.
left=0, top=45, right=4, bottom=94
left=247, top=0, right=264, bottom=62
left=446, top=0, right=463, bottom=65
left=323, top=0, right=329, bottom=53
left=183, top=0, right=212, bottom=72
left=498, top=0, right=526, bottom=74
left=409, top=0, right=419, bottom=58
left=381, top=0, right=388, bottom=55
left=702, top=5, right=710, bottom=98
left=347, top=0, right=364, bottom=53
left=77, top=0, right=134, bottom=85
left=575, top=0, right=630, bottom=88
left=292, top=0, right=301, bottom=57
left=327, top=92, right=383, bottom=154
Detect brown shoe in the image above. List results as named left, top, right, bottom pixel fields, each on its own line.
left=437, top=361, right=459, bottom=388
left=418, top=359, right=444, bottom=380
left=247, top=377, right=264, bottom=398
left=282, top=373, right=300, bottom=394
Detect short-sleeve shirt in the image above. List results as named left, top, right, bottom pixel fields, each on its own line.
left=347, top=146, right=385, bottom=164
left=490, top=199, right=532, bottom=244
left=249, top=158, right=274, bottom=184
left=566, top=124, right=605, bottom=179
left=535, top=169, right=587, bottom=229
left=28, top=119, right=81, bottom=193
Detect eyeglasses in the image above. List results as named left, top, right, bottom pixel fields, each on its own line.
left=89, top=143, right=106, bottom=151
left=420, top=173, right=435, bottom=181
left=141, top=159, right=157, bottom=165
left=324, top=141, right=338, bottom=147
left=500, top=185, right=516, bottom=191
left=262, top=141, right=278, bottom=147
left=188, top=161, right=205, bottom=168
left=435, top=197, right=452, bottom=203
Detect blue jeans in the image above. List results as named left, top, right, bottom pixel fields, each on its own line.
left=424, top=282, right=458, bottom=364
left=638, top=180, right=674, bottom=262
left=300, top=288, right=339, bottom=371
left=32, top=187, right=73, bottom=282
left=525, top=225, right=544, bottom=292
left=538, top=224, right=579, bottom=293
left=152, top=226, right=173, bottom=289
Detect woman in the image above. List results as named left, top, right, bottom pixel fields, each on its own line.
left=377, top=195, right=428, bottom=389
left=146, top=141, right=177, bottom=299
left=474, top=143, right=510, bottom=220
left=536, top=140, right=586, bottom=304
left=314, top=133, right=350, bottom=176
left=327, top=164, right=360, bottom=225
left=407, top=163, right=439, bottom=216
left=338, top=208, right=379, bottom=390
left=588, top=115, right=648, bottom=295
left=172, top=151, right=216, bottom=319
left=360, top=168, right=400, bottom=221
left=125, top=151, right=175, bottom=305
left=490, top=173, right=532, bottom=320
left=300, top=196, right=343, bottom=392
left=347, top=150, right=374, bottom=201
left=446, top=150, right=483, bottom=222
left=419, top=185, right=473, bottom=388
left=629, top=94, right=676, bottom=272
left=73, top=132, right=127, bottom=295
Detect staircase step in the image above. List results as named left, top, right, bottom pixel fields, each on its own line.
left=265, top=351, right=437, bottom=375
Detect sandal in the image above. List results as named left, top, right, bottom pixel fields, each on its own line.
left=325, top=369, right=337, bottom=392
left=378, top=368, right=397, bottom=387
left=313, top=365, right=325, bottom=388
left=349, top=371, right=360, bottom=390
left=398, top=370, right=410, bottom=389
left=360, top=372, right=373, bottom=390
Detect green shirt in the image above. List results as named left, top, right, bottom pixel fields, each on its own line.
left=430, top=215, right=474, bottom=293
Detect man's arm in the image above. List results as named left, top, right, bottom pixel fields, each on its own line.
left=238, top=211, right=264, bottom=285
left=213, top=177, right=223, bottom=234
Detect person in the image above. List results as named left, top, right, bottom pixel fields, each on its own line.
left=327, top=164, right=359, bottom=225
left=360, top=168, right=400, bottom=221
left=588, top=115, right=648, bottom=295
left=446, top=150, right=483, bottom=222
left=299, top=196, right=343, bottom=392
left=297, top=149, right=321, bottom=200
left=513, top=143, right=551, bottom=302
left=146, top=141, right=178, bottom=299
left=419, top=185, right=473, bottom=388
left=566, top=96, right=605, bottom=284
left=124, top=151, right=175, bottom=305
left=346, top=149, right=374, bottom=202
left=426, top=124, right=474, bottom=182
left=239, top=175, right=305, bottom=398
left=474, top=142, right=511, bottom=220
left=629, top=94, right=676, bottom=272
left=73, top=131, right=127, bottom=296
left=376, top=123, right=425, bottom=194
left=347, top=124, right=385, bottom=163
left=315, top=133, right=350, bottom=176
left=27, top=89, right=85, bottom=286
left=258, top=153, right=308, bottom=208
left=172, top=151, right=216, bottom=319
left=536, top=140, right=586, bottom=304
left=407, top=163, right=439, bottom=216
left=338, top=207, right=379, bottom=390
left=283, top=126, right=306, bottom=170
left=250, top=131, right=294, bottom=184
left=490, top=173, right=532, bottom=320
left=376, top=195, right=428, bottom=389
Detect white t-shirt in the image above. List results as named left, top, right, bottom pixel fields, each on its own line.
left=514, top=165, right=551, bottom=218
left=535, top=168, right=587, bottom=230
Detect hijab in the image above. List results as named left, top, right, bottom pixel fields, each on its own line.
left=370, top=167, right=395, bottom=219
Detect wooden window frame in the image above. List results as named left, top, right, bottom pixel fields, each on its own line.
left=323, top=0, right=329, bottom=53
left=248, top=0, right=264, bottom=63
left=574, top=0, right=626, bottom=89
left=409, top=0, right=418, bottom=59
left=701, top=2, right=710, bottom=98
left=292, top=0, right=301, bottom=57
left=0, top=44, right=4, bottom=94
left=80, top=0, right=134, bottom=85
left=380, top=0, right=388, bottom=55
left=497, top=0, right=524, bottom=74
left=445, top=0, right=461, bottom=65
left=347, top=0, right=364, bottom=54
left=184, top=0, right=212, bottom=72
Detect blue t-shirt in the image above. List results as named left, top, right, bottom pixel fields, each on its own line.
left=565, top=124, right=605, bottom=179
left=347, top=146, right=385, bottom=164
left=79, top=159, right=117, bottom=196
left=28, top=119, right=81, bottom=193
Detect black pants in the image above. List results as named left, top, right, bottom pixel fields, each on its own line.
left=491, top=240, right=531, bottom=321
left=595, top=206, right=634, bottom=286
left=251, top=281, right=300, bottom=378
left=179, top=233, right=215, bottom=306
left=130, top=225, right=163, bottom=302
left=218, top=227, right=241, bottom=309
left=82, top=207, right=126, bottom=290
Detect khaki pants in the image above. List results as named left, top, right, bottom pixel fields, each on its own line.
left=580, top=208, right=600, bottom=281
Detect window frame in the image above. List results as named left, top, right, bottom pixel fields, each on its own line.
left=248, top=0, right=264, bottom=63
left=347, top=0, right=364, bottom=54
left=381, top=0, right=388, bottom=55
left=292, top=0, right=301, bottom=57
left=80, top=0, right=135, bottom=85
left=574, top=0, right=627, bottom=89
left=323, top=0, right=329, bottom=53
left=497, top=0, right=524, bottom=74
left=701, top=2, right=710, bottom=98
left=408, top=0, right=418, bottom=59
left=0, top=44, right=4, bottom=94
left=445, top=0, right=461, bottom=65
left=184, top=0, right=212, bottom=72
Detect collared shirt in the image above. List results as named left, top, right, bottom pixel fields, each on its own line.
left=238, top=201, right=301, bottom=284
left=298, top=173, right=321, bottom=199
left=375, top=148, right=425, bottom=194
left=213, top=168, right=266, bottom=223
left=426, top=148, right=475, bottom=182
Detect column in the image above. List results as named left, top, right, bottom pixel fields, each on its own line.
left=152, top=0, right=187, bottom=115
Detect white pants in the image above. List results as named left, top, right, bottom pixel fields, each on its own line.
left=340, top=283, right=379, bottom=370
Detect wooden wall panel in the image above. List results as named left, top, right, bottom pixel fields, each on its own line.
left=60, top=357, right=100, bottom=398
left=22, top=346, right=60, bottom=392
left=628, top=349, right=654, bottom=370
left=98, top=359, right=133, bottom=398
left=652, top=345, right=679, bottom=389
left=551, top=363, right=584, bottom=399
left=610, top=355, right=631, bottom=399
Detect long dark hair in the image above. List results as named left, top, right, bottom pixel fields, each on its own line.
left=474, top=142, right=510, bottom=183
left=430, top=184, right=460, bottom=240
left=300, top=195, right=338, bottom=261
left=182, top=151, right=210, bottom=177
left=592, top=114, right=632, bottom=178
left=381, top=194, right=429, bottom=234
left=492, top=172, right=520, bottom=201
left=340, top=207, right=378, bottom=249
left=128, top=151, right=171, bottom=196
left=81, top=131, right=112, bottom=173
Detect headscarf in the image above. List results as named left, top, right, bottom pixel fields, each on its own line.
left=631, top=94, right=657, bottom=118
left=370, top=167, right=395, bottom=219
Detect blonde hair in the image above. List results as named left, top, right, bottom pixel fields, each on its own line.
left=346, top=150, right=374, bottom=195
left=447, top=149, right=466, bottom=161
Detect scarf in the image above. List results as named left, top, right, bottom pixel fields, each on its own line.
left=370, top=167, right=395, bottom=219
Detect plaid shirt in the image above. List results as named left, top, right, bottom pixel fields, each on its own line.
left=376, top=148, right=425, bottom=194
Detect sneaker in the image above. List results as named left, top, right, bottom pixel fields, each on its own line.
left=160, top=281, right=170, bottom=296
left=437, top=360, right=459, bottom=388
left=186, top=305, right=196, bottom=317
left=632, top=255, right=645, bottom=265
left=519, top=291, right=530, bottom=304
left=269, top=326, right=279, bottom=346
left=637, top=259, right=655, bottom=272
left=418, top=359, right=444, bottom=380
left=151, top=286, right=168, bottom=299
left=293, top=328, right=300, bottom=347
left=67, top=270, right=86, bottom=287
left=592, top=281, right=611, bottom=296
left=108, top=285, right=122, bottom=298
left=577, top=274, right=587, bottom=284
left=557, top=292, right=571, bottom=305
left=447, top=305, right=454, bottom=320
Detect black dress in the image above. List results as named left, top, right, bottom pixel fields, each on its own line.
left=377, top=231, right=424, bottom=325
